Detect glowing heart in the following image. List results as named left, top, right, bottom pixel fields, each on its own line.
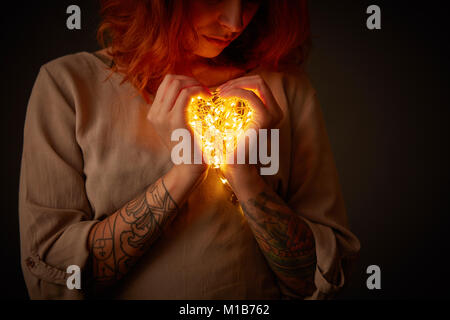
left=187, top=91, right=254, bottom=167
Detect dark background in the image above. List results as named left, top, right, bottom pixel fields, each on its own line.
left=1, top=1, right=448, bottom=299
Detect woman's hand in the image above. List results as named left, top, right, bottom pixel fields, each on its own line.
left=216, top=75, right=283, bottom=181
left=147, top=74, right=211, bottom=178
left=217, top=75, right=283, bottom=131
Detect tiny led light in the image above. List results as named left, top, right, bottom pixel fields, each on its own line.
left=219, top=177, right=228, bottom=184
left=187, top=91, right=254, bottom=168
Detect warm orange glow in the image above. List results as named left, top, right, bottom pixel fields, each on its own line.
left=187, top=91, right=254, bottom=168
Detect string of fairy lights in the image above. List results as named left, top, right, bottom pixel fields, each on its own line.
left=187, top=91, right=253, bottom=169
left=187, top=91, right=254, bottom=204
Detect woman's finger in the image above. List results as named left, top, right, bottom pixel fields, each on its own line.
left=218, top=75, right=268, bottom=102
left=153, top=74, right=200, bottom=111
left=160, top=78, right=200, bottom=114
left=218, top=76, right=282, bottom=124
left=216, top=75, right=260, bottom=92
left=171, top=85, right=211, bottom=125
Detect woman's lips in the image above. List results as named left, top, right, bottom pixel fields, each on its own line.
left=203, top=35, right=232, bottom=47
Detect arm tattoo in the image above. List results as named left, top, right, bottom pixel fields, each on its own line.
left=89, top=178, right=178, bottom=284
left=240, top=190, right=316, bottom=297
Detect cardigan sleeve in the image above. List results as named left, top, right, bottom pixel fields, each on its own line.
left=19, top=64, right=98, bottom=299
left=281, top=65, right=361, bottom=299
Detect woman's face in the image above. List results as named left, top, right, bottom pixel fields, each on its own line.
left=188, top=0, right=261, bottom=59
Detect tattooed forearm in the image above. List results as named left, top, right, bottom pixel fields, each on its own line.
left=240, top=190, right=316, bottom=297
left=88, top=177, right=178, bottom=285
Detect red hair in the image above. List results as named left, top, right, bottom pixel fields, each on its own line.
left=97, top=0, right=311, bottom=103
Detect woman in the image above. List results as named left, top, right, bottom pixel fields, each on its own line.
left=19, top=0, right=360, bottom=299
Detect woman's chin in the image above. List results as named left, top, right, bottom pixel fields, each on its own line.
left=193, top=47, right=226, bottom=59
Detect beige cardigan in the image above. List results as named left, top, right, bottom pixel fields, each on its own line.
left=19, top=50, right=360, bottom=299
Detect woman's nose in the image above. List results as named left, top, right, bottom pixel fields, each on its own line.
left=218, top=0, right=243, bottom=33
